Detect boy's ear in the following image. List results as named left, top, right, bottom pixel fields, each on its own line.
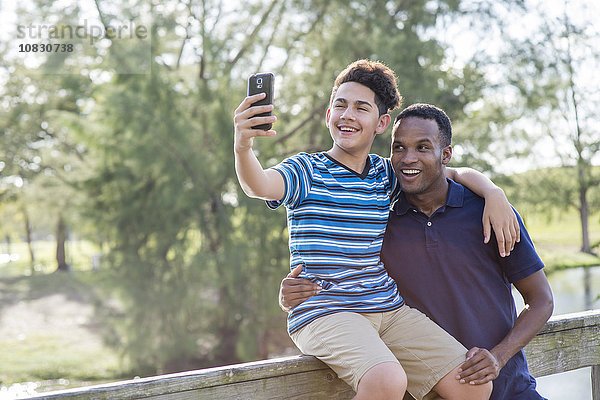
left=441, top=145, right=453, bottom=165
left=375, top=113, right=391, bottom=135
left=325, top=108, right=331, bottom=128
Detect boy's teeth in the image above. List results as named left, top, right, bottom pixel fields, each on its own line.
left=403, top=169, right=420, bottom=175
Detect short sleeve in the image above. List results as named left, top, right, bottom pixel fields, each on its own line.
left=500, top=210, right=545, bottom=283
left=266, top=153, right=313, bottom=210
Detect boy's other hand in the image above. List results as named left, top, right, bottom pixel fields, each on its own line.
left=234, top=94, right=278, bottom=153
left=279, top=265, right=321, bottom=312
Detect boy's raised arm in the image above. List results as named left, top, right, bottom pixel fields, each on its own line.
left=234, top=93, right=284, bottom=201
left=447, top=167, right=520, bottom=257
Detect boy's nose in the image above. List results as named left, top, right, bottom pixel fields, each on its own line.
left=341, top=107, right=356, bottom=120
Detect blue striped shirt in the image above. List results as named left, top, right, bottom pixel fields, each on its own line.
left=267, top=152, right=404, bottom=334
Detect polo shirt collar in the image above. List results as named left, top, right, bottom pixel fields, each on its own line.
left=394, top=178, right=465, bottom=215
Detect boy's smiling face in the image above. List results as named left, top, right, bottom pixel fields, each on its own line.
left=326, top=82, right=390, bottom=157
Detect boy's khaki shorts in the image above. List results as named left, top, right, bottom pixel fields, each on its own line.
left=290, top=305, right=467, bottom=400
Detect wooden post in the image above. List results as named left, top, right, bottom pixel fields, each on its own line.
left=592, top=365, right=600, bottom=400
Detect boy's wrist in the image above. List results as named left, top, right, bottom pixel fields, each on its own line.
left=234, top=141, right=253, bottom=154
left=483, top=186, right=505, bottom=200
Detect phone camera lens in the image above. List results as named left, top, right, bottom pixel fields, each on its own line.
left=257, top=78, right=263, bottom=84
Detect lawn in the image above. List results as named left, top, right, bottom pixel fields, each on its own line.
left=0, top=247, right=129, bottom=394
left=521, top=211, right=600, bottom=272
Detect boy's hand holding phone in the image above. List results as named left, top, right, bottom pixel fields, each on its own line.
left=233, top=73, right=284, bottom=202
left=234, top=73, right=276, bottom=153
left=233, top=93, right=277, bottom=153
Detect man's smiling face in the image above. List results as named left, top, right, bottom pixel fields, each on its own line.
left=391, top=116, right=452, bottom=195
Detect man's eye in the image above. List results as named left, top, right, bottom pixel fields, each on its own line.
left=358, top=107, right=368, bottom=112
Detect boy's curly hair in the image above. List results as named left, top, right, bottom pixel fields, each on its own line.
left=330, top=59, right=403, bottom=116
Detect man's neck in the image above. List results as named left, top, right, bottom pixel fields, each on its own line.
left=405, top=179, right=450, bottom=217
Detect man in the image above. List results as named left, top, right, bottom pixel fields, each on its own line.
left=280, top=103, right=554, bottom=399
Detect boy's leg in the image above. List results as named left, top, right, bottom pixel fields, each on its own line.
left=432, top=366, right=492, bottom=400
left=354, top=362, right=407, bottom=400
left=380, top=305, right=489, bottom=400
left=290, top=311, right=406, bottom=399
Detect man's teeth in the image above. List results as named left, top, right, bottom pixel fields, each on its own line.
left=339, top=127, right=357, bottom=132
left=402, top=169, right=420, bottom=175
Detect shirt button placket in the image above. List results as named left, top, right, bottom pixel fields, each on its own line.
left=425, top=220, right=435, bottom=247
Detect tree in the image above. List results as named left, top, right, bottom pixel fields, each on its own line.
left=502, top=1, right=600, bottom=254
left=0, top=0, right=97, bottom=272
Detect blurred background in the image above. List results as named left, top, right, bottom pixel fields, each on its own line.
left=0, top=0, right=599, bottom=398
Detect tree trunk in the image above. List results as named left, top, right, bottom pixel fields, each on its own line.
left=22, top=206, right=36, bottom=274
left=579, top=187, right=591, bottom=254
left=56, top=214, right=70, bottom=272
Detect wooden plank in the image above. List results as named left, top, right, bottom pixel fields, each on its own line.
left=28, top=310, right=600, bottom=400
left=27, top=357, right=349, bottom=400
left=145, top=370, right=353, bottom=400
left=524, top=311, right=600, bottom=377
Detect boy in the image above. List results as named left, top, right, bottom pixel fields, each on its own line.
left=233, top=60, right=510, bottom=399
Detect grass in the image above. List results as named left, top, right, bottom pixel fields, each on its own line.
left=0, top=240, right=100, bottom=277
left=0, top=259, right=129, bottom=393
left=521, top=211, right=600, bottom=272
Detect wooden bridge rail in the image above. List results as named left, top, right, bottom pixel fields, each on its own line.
left=30, top=309, right=600, bottom=399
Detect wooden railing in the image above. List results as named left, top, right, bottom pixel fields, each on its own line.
left=29, top=310, right=600, bottom=399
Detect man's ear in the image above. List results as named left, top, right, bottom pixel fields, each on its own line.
left=375, top=113, right=391, bottom=135
left=441, top=145, right=452, bottom=165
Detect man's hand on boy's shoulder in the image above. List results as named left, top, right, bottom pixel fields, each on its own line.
left=279, top=265, right=321, bottom=312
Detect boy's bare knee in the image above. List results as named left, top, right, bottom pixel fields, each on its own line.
left=433, top=366, right=492, bottom=400
left=355, top=362, right=407, bottom=400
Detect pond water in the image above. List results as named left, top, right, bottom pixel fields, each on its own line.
left=513, top=265, right=600, bottom=399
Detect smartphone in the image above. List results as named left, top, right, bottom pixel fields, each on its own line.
left=247, top=73, right=274, bottom=130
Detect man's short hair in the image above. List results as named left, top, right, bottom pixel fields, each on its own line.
left=394, top=103, right=452, bottom=147
left=330, top=59, right=403, bottom=116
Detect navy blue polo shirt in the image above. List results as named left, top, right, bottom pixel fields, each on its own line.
left=382, top=179, right=546, bottom=400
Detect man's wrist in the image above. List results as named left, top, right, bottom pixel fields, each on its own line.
left=490, top=346, right=509, bottom=370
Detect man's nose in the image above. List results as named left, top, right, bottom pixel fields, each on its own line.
left=402, top=148, right=419, bottom=163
